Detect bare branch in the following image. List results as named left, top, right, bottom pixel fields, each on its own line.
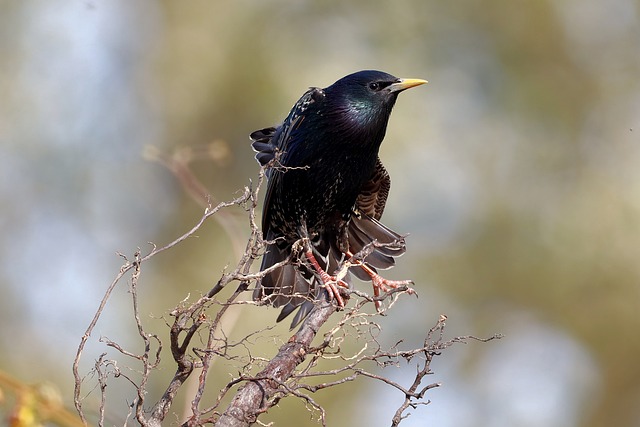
left=210, top=293, right=336, bottom=427
left=74, top=150, right=503, bottom=427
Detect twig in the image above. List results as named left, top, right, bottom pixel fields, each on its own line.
left=73, top=188, right=253, bottom=425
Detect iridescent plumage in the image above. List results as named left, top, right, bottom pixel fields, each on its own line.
left=251, top=70, right=426, bottom=327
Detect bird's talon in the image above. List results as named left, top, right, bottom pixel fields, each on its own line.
left=321, top=279, right=348, bottom=308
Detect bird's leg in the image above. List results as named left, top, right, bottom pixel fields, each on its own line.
left=304, top=249, right=349, bottom=308
left=346, top=251, right=415, bottom=310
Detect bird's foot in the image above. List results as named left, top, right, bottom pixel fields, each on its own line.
left=305, top=250, right=349, bottom=308
left=370, top=273, right=415, bottom=310
left=320, top=276, right=350, bottom=308
left=344, top=250, right=414, bottom=310
left=372, top=275, right=415, bottom=294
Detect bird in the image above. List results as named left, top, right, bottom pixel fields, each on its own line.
left=251, top=70, right=427, bottom=328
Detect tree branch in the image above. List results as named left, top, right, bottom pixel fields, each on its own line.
left=210, top=294, right=336, bottom=427
left=73, top=147, right=503, bottom=427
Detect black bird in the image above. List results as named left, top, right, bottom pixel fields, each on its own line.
left=251, top=70, right=426, bottom=328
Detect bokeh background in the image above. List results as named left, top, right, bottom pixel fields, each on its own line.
left=1, top=1, right=639, bottom=426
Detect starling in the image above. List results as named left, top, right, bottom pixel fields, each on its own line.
left=251, top=70, right=426, bottom=328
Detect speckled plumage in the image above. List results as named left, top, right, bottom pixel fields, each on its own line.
left=251, top=70, right=426, bottom=327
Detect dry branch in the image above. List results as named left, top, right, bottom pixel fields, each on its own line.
left=73, top=150, right=502, bottom=427
left=211, top=294, right=336, bottom=427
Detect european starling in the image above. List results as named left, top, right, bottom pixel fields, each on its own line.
left=251, top=70, right=426, bottom=328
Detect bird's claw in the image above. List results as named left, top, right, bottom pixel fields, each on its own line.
left=305, top=249, right=350, bottom=308
left=373, top=277, right=414, bottom=294
left=320, top=277, right=350, bottom=308
left=371, top=277, right=415, bottom=310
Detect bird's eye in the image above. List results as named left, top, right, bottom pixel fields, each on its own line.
left=368, top=82, right=381, bottom=91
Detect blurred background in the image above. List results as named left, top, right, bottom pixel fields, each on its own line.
left=1, top=0, right=639, bottom=426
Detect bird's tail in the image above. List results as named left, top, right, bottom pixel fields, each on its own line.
left=253, top=241, right=321, bottom=327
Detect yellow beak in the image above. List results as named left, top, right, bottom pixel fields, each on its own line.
left=388, top=78, right=428, bottom=93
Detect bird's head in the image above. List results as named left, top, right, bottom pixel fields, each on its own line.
left=323, top=70, right=427, bottom=139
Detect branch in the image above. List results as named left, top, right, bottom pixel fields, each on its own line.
left=73, top=185, right=255, bottom=426
left=210, top=294, right=336, bottom=427
left=74, top=145, right=503, bottom=426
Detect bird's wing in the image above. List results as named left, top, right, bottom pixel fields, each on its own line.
left=348, top=158, right=405, bottom=279
left=250, top=87, right=325, bottom=233
left=355, top=157, right=391, bottom=221
left=251, top=86, right=325, bottom=163
left=250, top=127, right=277, bottom=167
left=250, top=87, right=327, bottom=327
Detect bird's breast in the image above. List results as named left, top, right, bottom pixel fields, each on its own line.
left=272, top=148, right=376, bottom=236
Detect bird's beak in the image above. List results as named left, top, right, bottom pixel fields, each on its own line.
left=388, top=78, right=428, bottom=93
